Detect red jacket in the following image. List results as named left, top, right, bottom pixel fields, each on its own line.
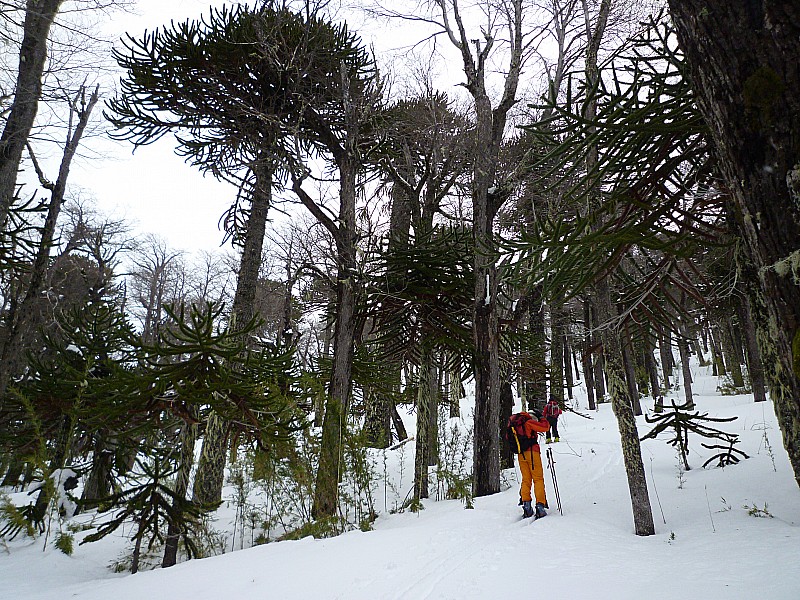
left=523, top=413, right=550, bottom=451
left=544, top=401, right=562, bottom=419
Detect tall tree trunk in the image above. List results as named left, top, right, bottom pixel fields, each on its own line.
left=428, top=355, right=440, bottom=468
left=413, top=347, right=435, bottom=502
left=658, top=326, right=673, bottom=392
left=585, top=0, right=654, bottom=536
left=709, top=324, right=726, bottom=377
left=691, top=338, right=707, bottom=366
left=192, top=413, right=227, bottom=506
left=677, top=324, right=695, bottom=409
left=525, top=283, right=548, bottom=406
left=363, top=387, right=391, bottom=449
left=549, top=305, right=565, bottom=403
left=130, top=519, right=146, bottom=574
left=163, top=416, right=197, bottom=568
left=313, top=153, right=360, bottom=519
left=721, top=316, right=745, bottom=388
left=0, top=0, right=65, bottom=226
left=364, top=181, right=412, bottom=447
left=643, top=329, right=661, bottom=406
left=739, top=296, right=767, bottom=403
left=621, top=321, right=642, bottom=416
left=594, top=347, right=606, bottom=402
left=448, top=353, right=465, bottom=418
left=582, top=300, right=597, bottom=410
left=500, top=381, right=515, bottom=470
left=433, top=0, right=523, bottom=499
left=595, top=282, right=655, bottom=536
left=391, top=404, right=408, bottom=441
left=193, top=166, right=273, bottom=506
left=81, top=432, right=114, bottom=506
left=667, top=0, right=800, bottom=486
left=564, top=337, right=575, bottom=401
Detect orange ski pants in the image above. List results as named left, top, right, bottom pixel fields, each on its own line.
left=518, top=446, right=547, bottom=506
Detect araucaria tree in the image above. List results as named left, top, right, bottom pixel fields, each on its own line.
left=107, top=1, right=383, bottom=518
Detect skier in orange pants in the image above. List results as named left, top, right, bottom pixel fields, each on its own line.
left=507, top=410, right=550, bottom=518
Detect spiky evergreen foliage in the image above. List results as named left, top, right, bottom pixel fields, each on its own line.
left=80, top=455, right=207, bottom=572
left=367, top=226, right=474, bottom=371
left=138, top=302, right=305, bottom=448
left=641, top=400, right=740, bottom=470
left=376, top=92, right=472, bottom=221
left=0, top=299, right=138, bottom=516
left=0, top=299, right=138, bottom=533
left=73, top=303, right=305, bottom=568
left=107, top=1, right=378, bottom=240
left=510, top=14, right=727, bottom=328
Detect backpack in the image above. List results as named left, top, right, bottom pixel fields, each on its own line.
left=505, top=412, right=539, bottom=454
left=545, top=402, right=562, bottom=419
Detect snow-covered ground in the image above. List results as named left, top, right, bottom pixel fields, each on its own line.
left=2, top=362, right=799, bottom=600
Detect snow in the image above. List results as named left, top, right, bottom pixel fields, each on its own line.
left=2, top=363, right=800, bottom=600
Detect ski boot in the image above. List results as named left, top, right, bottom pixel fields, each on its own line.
left=522, top=500, right=534, bottom=518
left=535, top=502, right=547, bottom=519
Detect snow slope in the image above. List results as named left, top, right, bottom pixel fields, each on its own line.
left=2, top=364, right=799, bottom=600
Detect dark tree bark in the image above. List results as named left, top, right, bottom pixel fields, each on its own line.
left=500, top=381, right=515, bottom=470
left=658, top=326, right=673, bottom=392
left=582, top=300, right=597, bottom=410
left=163, top=417, right=197, bottom=568
left=413, top=351, right=436, bottom=502
left=0, top=0, right=65, bottom=226
left=524, top=283, right=548, bottom=407
left=1, top=460, right=24, bottom=488
left=594, top=346, right=606, bottom=402
left=549, top=305, right=565, bottom=403
left=667, top=0, right=800, bottom=486
left=81, top=433, right=114, bottom=506
left=391, top=404, right=408, bottom=441
left=448, top=353, right=465, bottom=418
left=738, top=296, right=767, bottom=403
left=564, top=337, right=575, bottom=401
left=709, top=325, right=726, bottom=377
left=193, top=167, right=273, bottom=506
left=585, top=0, right=654, bottom=536
left=434, top=0, right=525, bottom=498
left=721, top=316, right=745, bottom=388
left=302, top=148, right=362, bottom=519
left=364, top=171, right=412, bottom=448
left=677, top=323, right=695, bottom=409
left=594, top=282, right=655, bottom=536
left=621, top=321, right=642, bottom=416
left=363, top=387, right=392, bottom=449
left=643, top=331, right=661, bottom=406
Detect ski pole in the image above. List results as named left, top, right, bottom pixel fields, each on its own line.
left=547, top=447, right=562, bottom=515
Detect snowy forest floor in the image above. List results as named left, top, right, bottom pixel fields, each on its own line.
left=2, top=362, right=800, bottom=600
